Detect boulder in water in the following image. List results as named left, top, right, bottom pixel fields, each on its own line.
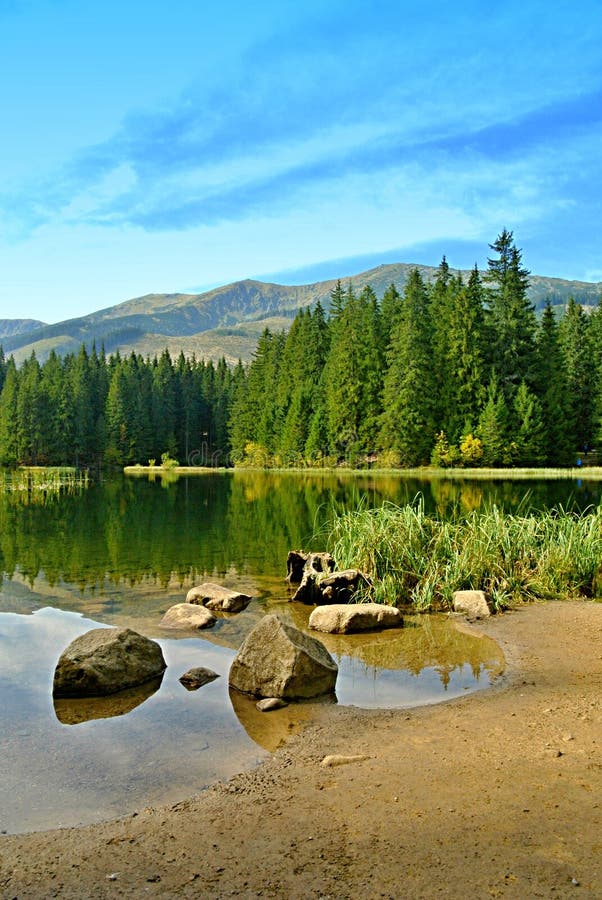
left=229, top=614, right=338, bottom=699
left=53, top=628, right=166, bottom=698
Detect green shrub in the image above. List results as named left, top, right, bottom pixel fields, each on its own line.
left=160, top=452, right=179, bottom=469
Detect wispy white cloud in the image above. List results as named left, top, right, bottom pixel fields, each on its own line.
left=1, top=0, right=602, bottom=319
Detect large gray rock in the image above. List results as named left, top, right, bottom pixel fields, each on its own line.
left=453, top=590, right=491, bottom=620
left=229, top=614, right=338, bottom=699
left=53, top=628, right=166, bottom=698
left=160, top=602, right=216, bottom=630
left=186, top=583, right=252, bottom=613
left=309, top=603, right=403, bottom=634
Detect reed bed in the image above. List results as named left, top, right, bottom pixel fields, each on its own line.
left=326, top=497, right=602, bottom=610
left=0, top=467, right=89, bottom=497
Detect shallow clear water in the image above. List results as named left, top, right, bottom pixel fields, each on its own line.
left=1, top=470, right=590, bottom=833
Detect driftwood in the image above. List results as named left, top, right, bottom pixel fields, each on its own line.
left=287, top=550, right=370, bottom=604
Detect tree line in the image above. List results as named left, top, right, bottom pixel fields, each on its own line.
left=229, top=230, right=602, bottom=468
left=0, top=229, right=600, bottom=470
left=0, top=346, right=239, bottom=468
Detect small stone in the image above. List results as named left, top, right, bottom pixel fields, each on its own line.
left=161, top=603, right=216, bottom=631
left=562, top=733, right=575, bottom=742
left=309, top=603, right=402, bottom=634
left=106, top=873, right=118, bottom=881
left=186, top=583, right=252, bottom=613
left=452, top=590, right=491, bottom=620
left=320, top=754, right=370, bottom=767
left=179, top=667, right=220, bottom=690
left=571, top=877, right=580, bottom=886
left=256, top=697, right=288, bottom=712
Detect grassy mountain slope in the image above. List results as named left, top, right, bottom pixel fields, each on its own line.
left=3, top=264, right=601, bottom=365
left=0, top=319, right=47, bottom=340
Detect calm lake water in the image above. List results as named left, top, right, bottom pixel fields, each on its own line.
left=1, top=470, right=599, bottom=833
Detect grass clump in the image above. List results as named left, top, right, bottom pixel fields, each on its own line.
left=326, top=497, right=602, bottom=610
left=0, top=467, right=88, bottom=497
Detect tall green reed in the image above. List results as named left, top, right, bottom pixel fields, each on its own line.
left=326, top=496, right=602, bottom=610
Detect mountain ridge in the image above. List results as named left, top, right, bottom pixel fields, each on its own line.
left=0, top=319, right=47, bottom=341
left=2, top=263, right=601, bottom=365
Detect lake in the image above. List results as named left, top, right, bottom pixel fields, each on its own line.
left=1, top=469, right=599, bottom=833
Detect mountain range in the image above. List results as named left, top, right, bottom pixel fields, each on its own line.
left=1, top=263, right=601, bottom=365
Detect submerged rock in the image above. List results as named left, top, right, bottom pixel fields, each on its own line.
left=309, top=603, right=403, bottom=634
left=229, top=614, right=338, bottom=699
left=53, top=628, right=166, bottom=698
left=160, top=603, right=216, bottom=630
left=256, top=697, right=288, bottom=712
left=179, top=667, right=220, bottom=690
left=186, top=583, right=252, bottom=613
left=453, top=590, right=491, bottom=620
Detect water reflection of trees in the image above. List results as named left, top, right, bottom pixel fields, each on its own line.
left=0, top=472, right=598, bottom=593
left=283, top=602, right=504, bottom=689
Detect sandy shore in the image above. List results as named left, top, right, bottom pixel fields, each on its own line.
left=1, top=600, right=601, bottom=899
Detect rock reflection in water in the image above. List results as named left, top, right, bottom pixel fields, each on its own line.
left=53, top=674, right=164, bottom=725
left=229, top=687, right=335, bottom=752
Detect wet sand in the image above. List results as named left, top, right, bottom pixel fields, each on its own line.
left=1, top=600, right=601, bottom=899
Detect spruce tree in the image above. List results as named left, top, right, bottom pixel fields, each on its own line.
left=477, top=376, right=509, bottom=467
left=512, top=381, right=546, bottom=466
left=16, top=354, right=43, bottom=464
left=0, top=358, right=19, bottom=466
left=379, top=269, right=436, bottom=465
left=0, top=347, right=6, bottom=395
left=40, top=351, right=66, bottom=464
left=485, top=230, right=536, bottom=393
left=445, top=267, right=488, bottom=439
left=558, top=297, right=594, bottom=454
left=535, top=302, right=572, bottom=465
left=379, top=283, right=402, bottom=354
left=323, top=285, right=384, bottom=460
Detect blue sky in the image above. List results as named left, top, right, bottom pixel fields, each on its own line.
left=1, top=0, right=601, bottom=324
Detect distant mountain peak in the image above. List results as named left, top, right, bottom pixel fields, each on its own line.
left=0, top=318, right=47, bottom=341
left=1, top=263, right=600, bottom=366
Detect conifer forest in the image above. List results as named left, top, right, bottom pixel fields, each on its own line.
left=1, top=231, right=600, bottom=470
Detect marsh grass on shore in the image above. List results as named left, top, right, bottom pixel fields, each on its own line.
left=326, top=497, right=602, bottom=610
left=0, top=466, right=88, bottom=499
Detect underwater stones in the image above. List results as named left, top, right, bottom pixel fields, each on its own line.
left=453, top=590, right=492, bottom=620
left=160, top=603, right=216, bottom=630
left=53, top=627, right=166, bottom=698
left=309, top=603, right=403, bottom=634
left=186, top=583, right=252, bottom=613
left=229, top=614, right=338, bottom=699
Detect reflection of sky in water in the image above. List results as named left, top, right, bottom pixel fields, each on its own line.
left=0, top=603, right=503, bottom=835
left=334, top=656, right=486, bottom=708
left=0, top=608, right=266, bottom=834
